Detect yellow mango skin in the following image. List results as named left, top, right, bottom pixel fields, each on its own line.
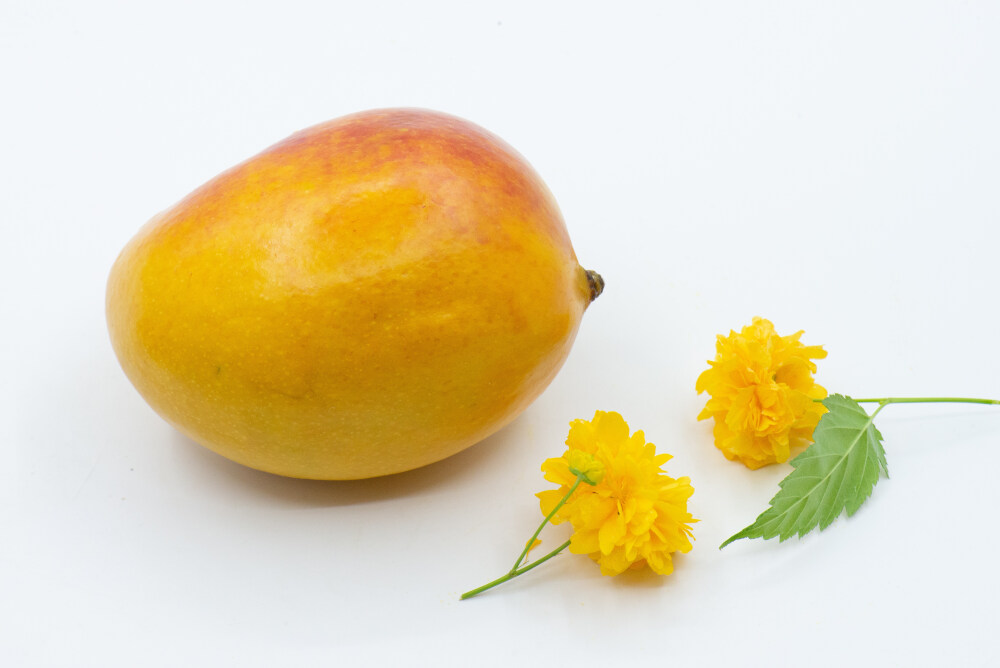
left=107, top=108, right=596, bottom=480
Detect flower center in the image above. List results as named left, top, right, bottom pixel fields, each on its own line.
left=727, top=382, right=795, bottom=435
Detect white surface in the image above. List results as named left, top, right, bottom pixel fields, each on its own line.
left=3, top=1, right=999, bottom=665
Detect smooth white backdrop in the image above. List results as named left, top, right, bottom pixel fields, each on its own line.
left=3, top=1, right=999, bottom=665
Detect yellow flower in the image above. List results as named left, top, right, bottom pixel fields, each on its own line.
left=536, top=411, right=696, bottom=576
left=696, top=317, right=827, bottom=469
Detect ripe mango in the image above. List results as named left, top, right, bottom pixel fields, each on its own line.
left=106, top=109, right=601, bottom=479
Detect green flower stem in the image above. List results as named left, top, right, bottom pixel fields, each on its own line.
left=461, top=473, right=585, bottom=601
left=511, top=474, right=583, bottom=571
left=460, top=539, right=572, bottom=600
left=851, top=397, right=1000, bottom=406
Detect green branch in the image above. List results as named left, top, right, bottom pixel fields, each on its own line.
left=851, top=397, right=999, bottom=406
left=460, top=539, right=572, bottom=600
left=462, top=473, right=586, bottom=600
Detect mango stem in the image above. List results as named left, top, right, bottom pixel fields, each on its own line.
left=586, top=269, right=605, bottom=302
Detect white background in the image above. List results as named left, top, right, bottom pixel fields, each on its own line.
left=3, top=1, right=999, bottom=665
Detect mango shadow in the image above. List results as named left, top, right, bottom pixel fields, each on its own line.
left=170, top=419, right=525, bottom=508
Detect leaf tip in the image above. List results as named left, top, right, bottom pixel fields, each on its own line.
left=719, top=531, right=747, bottom=549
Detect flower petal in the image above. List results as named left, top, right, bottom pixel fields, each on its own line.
left=598, top=512, right=627, bottom=555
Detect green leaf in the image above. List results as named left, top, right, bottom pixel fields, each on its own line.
left=720, top=394, right=888, bottom=548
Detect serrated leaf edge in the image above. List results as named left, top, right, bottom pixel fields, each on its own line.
left=719, top=394, right=887, bottom=548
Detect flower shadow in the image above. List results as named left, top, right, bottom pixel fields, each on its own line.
left=611, top=568, right=673, bottom=590
left=607, top=555, right=691, bottom=591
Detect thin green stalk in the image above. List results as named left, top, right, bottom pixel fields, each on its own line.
left=462, top=473, right=585, bottom=600
left=851, top=397, right=999, bottom=406
left=511, top=475, right=583, bottom=571
left=460, top=540, right=572, bottom=600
